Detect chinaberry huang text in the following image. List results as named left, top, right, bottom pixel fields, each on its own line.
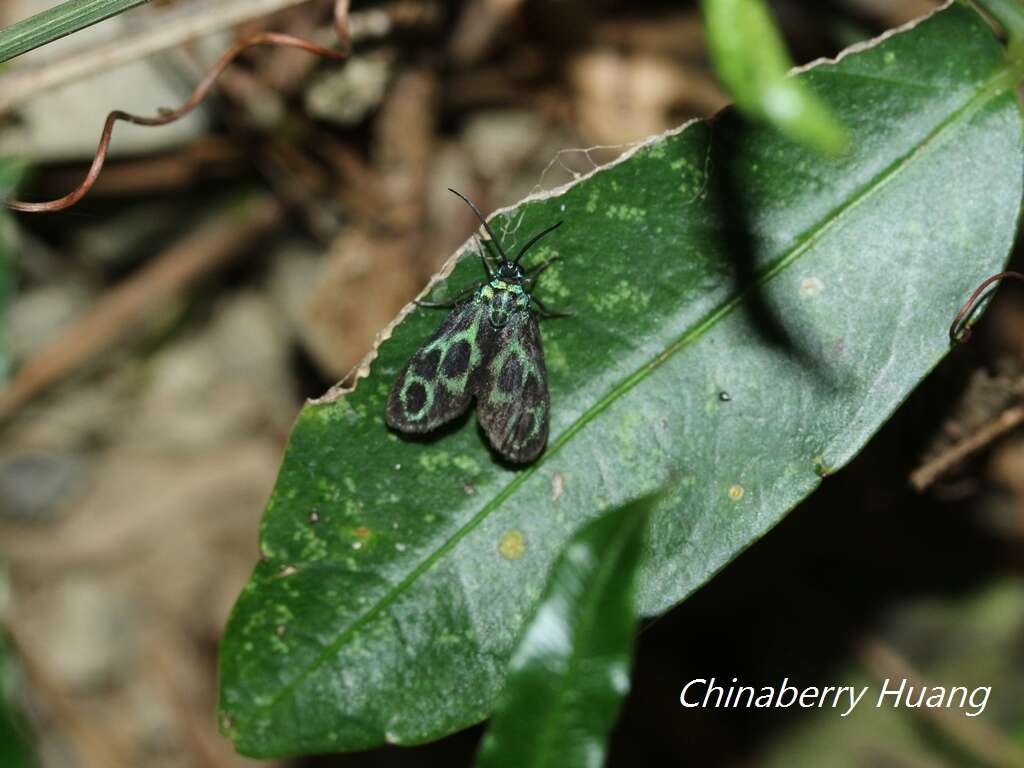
left=679, top=678, right=990, bottom=718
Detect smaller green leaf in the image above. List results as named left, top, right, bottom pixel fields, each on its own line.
left=0, top=636, right=35, bottom=768
left=475, top=494, right=654, bottom=768
left=702, top=0, right=848, bottom=154
left=974, top=0, right=1024, bottom=54
left=0, top=567, right=35, bottom=768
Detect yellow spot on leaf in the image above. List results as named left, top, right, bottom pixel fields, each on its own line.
left=498, top=530, right=526, bottom=560
left=728, top=485, right=744, bottom=501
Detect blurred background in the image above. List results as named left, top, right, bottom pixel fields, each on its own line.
left=6, top=0, right=1024, bottom=766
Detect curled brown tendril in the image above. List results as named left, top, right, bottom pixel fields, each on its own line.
left=949, top=270, right=1024, bottom=344
left=334, top=0, right=352, bottom=55
left=6, top=32, right=346, bottom=213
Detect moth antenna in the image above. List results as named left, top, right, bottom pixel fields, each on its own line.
left=513, top=221, right=563, bottom=265
left=448, top=188, right=509, bottom=261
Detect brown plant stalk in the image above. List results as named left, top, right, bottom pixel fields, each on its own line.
left=5, top=32, right=346, bottom=213
left=949, top=270, right=1024, bottom=344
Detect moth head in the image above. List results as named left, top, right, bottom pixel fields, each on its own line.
left=497, top=261, right=524, bottom=281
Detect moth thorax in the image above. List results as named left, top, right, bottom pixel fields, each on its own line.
left=487, top=290, right=519, bottom=328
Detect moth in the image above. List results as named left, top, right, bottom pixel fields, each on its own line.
left=385, top=189, right=568, bottom=463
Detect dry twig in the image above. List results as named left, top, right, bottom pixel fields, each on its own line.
left=0, top=0, right=321, bottom=110
left=858, top=636, right=1024, bottom=768
left=910, top=405, right=1024, bottom=491
left=5, top=32, right=343, bottom=213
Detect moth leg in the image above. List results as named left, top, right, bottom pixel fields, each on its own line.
left=530, top=294, right=574, bottom=318
left=416, top=280, right=483, bottom=309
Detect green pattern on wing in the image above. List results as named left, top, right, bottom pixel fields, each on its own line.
left=385, top=300, right=488, bottom=432
left=477, top=312, right=549, bottom=463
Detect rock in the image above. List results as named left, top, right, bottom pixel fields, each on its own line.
left=8, top=284, right=90, bottom=364
left=40, top=578, right=134, bottom=691
left=0, top=452, right=85, bottom=523
left=462, top=110, right=545, bottom=180
left=304, top=53, right=393, bottom=127
left=129, top=292, right=294, bottom=452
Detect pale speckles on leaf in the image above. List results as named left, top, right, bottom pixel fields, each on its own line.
left=464, top=483, right=476, bottom=495
left=536, top=262, right=571, bottom=300
left=604, top=203, right=645, bottom=222
left=728, top=485, right=745, bottom=501
left=544, top=341, right=569, bottom=375
left=671, top=153, right=709, bottom=202
left=275, top=604, right=294, bottom=623
left=799, top=276, right=824, bottom=298
left=551, top=472, right=565, bottom=502
left=498, top=530, right=526, bottom=560
left=585, top=190, right=600, bottom=213
left=417, top=452, right=452, bottom=472
left=313, top=400, right=356, bottom=426
left=275, top=624, right=288, bottom=637
left=301, top=537, right=327, bottom=562
left=589, top=279, right=652, bottom=315
left=452, top=455, right=480, bottom=474
left=645, top=141, right=667, bottom=160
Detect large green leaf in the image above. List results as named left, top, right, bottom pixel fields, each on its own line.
left=218, top=4, right=1023, bottom=757
left=476, top=494, right=652, bottom=768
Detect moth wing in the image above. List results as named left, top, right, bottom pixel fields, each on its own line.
left=476, top=312, right=550, bottom=463
left=386, top=301, right=491, bottom=433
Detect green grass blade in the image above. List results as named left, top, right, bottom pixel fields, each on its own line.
left=0, top=0, right=151, bottom=64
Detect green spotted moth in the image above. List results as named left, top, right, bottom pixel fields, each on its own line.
left=386, top=189, right=568, bottom=463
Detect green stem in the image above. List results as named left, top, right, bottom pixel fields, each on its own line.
left=0, top=0, right=151, bottom=64
left=973, top=0, right=1024, bottom=50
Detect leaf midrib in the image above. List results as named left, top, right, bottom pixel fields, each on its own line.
left=236, top=59, right=1013, bottom=738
